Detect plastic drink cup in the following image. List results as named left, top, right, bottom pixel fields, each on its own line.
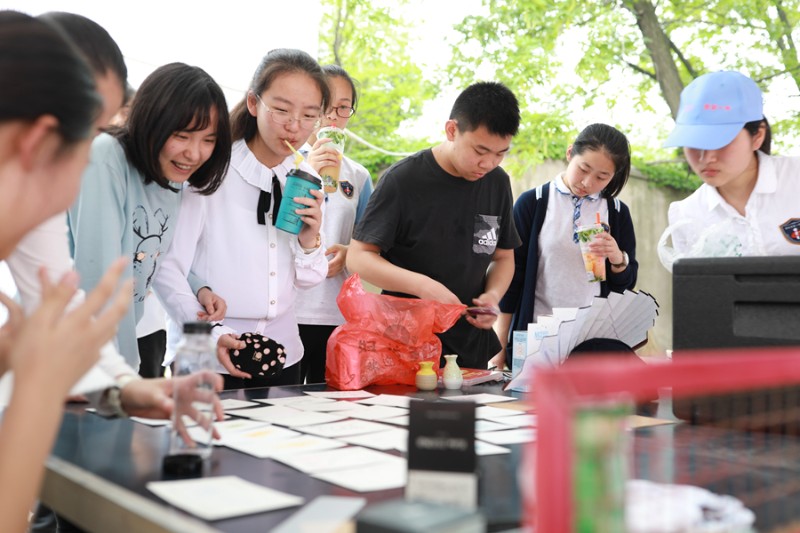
left=573, top=401, right=631, bottom=533
left=576, top=224, right=606, bottom=282
left=316, top=126, right=346, bottom=193
left=275, top=169, right=322, bottom=234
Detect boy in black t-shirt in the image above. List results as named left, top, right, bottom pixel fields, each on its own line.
left=347, top=82, right=522, bottom=368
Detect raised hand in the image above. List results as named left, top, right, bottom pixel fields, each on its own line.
left=12, top=258, right=132, bottom=398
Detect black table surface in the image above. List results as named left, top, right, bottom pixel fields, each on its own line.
left=46, top=382, right=526, bottom=532
left=44, top=383, right=800, bottom=532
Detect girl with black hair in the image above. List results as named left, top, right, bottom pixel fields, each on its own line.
left=496, top=123, right=639, bottom=370
left=156, top=49, right=328, bottom=389
left=68, top=62, right=232, bottom=372
left=0, top=11, right=131, bottom=531
left=297, top=65, right=373, bottom=384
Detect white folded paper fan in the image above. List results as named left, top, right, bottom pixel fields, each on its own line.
left=507, top=290, right=659, bottom=390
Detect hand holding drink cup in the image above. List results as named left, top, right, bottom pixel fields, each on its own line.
left=315, top=123, right=346, bottom=193
left=578, top=213, right=625, bottom=282
left=577, top=213, right=607, bottom=283
left=278, top=141, right=323, bottom=237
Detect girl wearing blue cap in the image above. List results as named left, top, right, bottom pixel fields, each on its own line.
left=661, top=71, right=800, bottom=264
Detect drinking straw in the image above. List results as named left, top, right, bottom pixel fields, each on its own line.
left=283, top=140, right=304, bottom=168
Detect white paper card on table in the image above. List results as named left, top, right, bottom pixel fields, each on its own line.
left=355, top=394, right=420, bottom=408
left=221, top=424, right=299, bottom=447
left=220, top=398, right=260, bottom=410
left=305, top=390, right=375, bottom=399
left=271, top=495, right=367, bottom=533
left=552, top=307, right=579, bottom=322
left=273, top=445, right=398, bottom=475
left=339, top=428, right=408, bottom=451
left=557, top=320, right=578, bottom=361
left=188, top=418, right=272, bottom=446
left=475, top=419, right=512, bottom=433
left=476, top=428, right=536, bottom=445
left=475, top=441, right=511, bottom=456
left=442, top=393, right=516, bottom=404
left=341, top=405, right=409, bottom=421
left=536, top=315, right=562, bottom=336
left=495, top=414, right=537, bottom=428
left=254, top=396, right=335, bottom=407
left=291, top=400, right=369, bottom=413
left=526, top=324, right=549, bottom=366
left=146, top=476, right=304, bottom=521
left=505, top=349, right=543, bottom=393
left=226, top=434, right=344, bottom=459
left=299, top=419, right=392, bottom=438
left=235, top=405, right=347, bottom=427
left=476, top=405, right=527, bottom=419
left=312, top=455, right=407, bottom=492
left=381, top=415, right=409, bottom=427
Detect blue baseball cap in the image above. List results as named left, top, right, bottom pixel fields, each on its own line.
left=663, top=71, right=763, bottom=150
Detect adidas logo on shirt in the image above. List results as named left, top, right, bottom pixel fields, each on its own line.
left=478, top=228, right=497, bottom=246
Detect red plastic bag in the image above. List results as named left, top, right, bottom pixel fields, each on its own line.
left=325, top=274, right=465, bottom=390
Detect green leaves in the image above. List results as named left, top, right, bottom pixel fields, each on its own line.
left=448, top=0, right=800, bottom=188
left=318, top=0, right=433, bottom=177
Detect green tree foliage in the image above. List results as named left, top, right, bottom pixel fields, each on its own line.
left=317, top=0, right=435, bottom=177
left=450, top=0, right=800, bottom=189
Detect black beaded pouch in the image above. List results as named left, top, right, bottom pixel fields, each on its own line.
left=230, top=333, right=286, bottom=379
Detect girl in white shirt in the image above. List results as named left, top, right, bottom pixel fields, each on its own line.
left=661, top=71, right=800, bottom=266
left=156, top=49, right=328, bottom=389
left=297, top=65, right=373, bottom=384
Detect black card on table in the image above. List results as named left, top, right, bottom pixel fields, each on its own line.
left=406, top=400, right=478, bottom=509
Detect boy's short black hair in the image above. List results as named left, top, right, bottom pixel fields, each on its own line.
left=449, top=81, right=520, bottom=137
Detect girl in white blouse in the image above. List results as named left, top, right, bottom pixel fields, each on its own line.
left=156, top=49, right=329, bottom=388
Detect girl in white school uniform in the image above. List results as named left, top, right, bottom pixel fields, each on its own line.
left=297, top=65, right=373, bottom=384
left=660, top=70, right=800, bottom=266
left=155, top=49, right=328, bottom=389
left=496, top=124, right=638, bottom=370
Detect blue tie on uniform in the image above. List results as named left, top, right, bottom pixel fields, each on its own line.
left=555, top=184, right=599, bottom=242
left=571, top=196, right=585, bottom=243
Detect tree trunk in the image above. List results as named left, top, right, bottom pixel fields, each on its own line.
left=624, top=0, right=684, bottom=118
left=772, top=0, right=800, bottom=93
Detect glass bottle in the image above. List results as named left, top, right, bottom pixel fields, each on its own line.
left=162, top=321, right=216, bottom=477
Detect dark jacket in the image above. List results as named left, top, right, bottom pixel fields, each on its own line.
left=499, top=182, right=638, bottom=346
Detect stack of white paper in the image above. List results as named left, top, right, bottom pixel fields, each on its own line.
left=508, top=290, right=658, bottom=391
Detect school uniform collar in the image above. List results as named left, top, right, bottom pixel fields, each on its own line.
left=554, top=173, right=601, bottom=201
left=702, top=151, right=775, bottom=212
left=232, top=139, right=294, bottom=192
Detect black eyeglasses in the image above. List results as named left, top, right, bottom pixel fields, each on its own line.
left=328, top=105, right=356, bottom=119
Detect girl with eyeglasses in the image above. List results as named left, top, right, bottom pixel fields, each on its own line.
left=155, top=48, right=329, bottom=389
left=296, top=65, right=373, bottom=384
